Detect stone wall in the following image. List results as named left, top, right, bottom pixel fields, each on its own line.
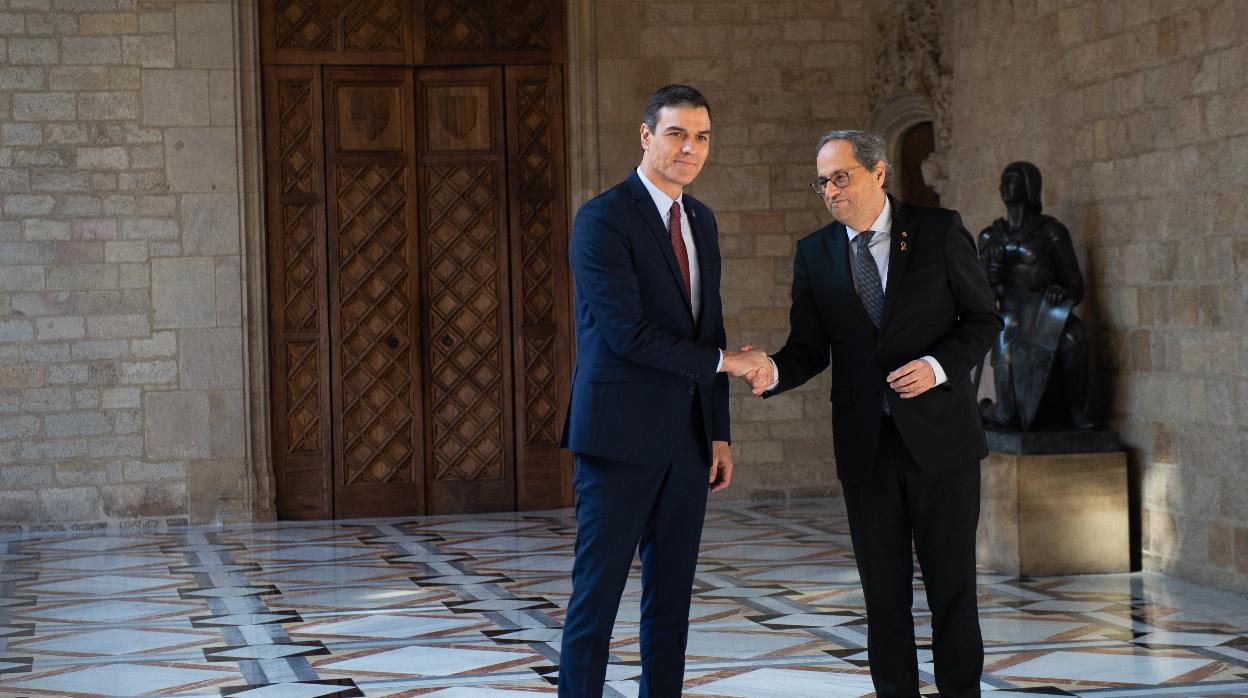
left=567, top=0, right=872, bottom=501
left=10, top=0, right=1241, bottom=606
left=941, top=0, right=1248, bottom=593
left=0, top=0, right=263, bottom=529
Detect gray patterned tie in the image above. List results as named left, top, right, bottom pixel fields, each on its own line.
left=854, top=231, right=885, bottom=330
left=854, top=231, right=891, bottom=414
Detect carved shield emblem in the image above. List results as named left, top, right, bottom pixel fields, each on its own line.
left=439, top=94, right=478, bottom=140
left=350, top=90, right=391, bottom=141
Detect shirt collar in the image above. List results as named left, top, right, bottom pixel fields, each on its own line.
left=845, top=196, right=892, bottom=240
left=636, top=166, right=682, bottom=217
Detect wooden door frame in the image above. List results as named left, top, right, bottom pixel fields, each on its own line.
left=253, top=1, right=576, bottom=519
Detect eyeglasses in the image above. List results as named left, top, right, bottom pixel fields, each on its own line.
left=810, top=165, right=866, bottom=194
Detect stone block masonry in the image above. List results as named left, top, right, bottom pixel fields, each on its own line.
left=943, top=0, right=1248, bottom=594
left=569, top=0, right=874, bottom=503
left=0, top=0, right=252, bottom=529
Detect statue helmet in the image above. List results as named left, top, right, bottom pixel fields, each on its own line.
left=1002, top=161, right=1043, bottom=215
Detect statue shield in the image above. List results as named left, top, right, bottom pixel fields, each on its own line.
left=1012, top=294, right=1073, bottom=430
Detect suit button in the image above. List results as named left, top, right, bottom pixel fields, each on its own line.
left=688, top=385, right=696, bottom=394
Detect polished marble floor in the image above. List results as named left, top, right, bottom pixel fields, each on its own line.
left=3, top=499, right=1248, bottom=697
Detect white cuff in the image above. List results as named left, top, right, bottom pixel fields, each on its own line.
left=920, top=355, right=947, bottom=386
left=765, top=357, right=780, bottom=391
left=716, top=349, right=723, bottom=373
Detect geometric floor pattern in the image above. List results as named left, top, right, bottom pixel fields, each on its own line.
left=3, top=498, right=1248, bottom=696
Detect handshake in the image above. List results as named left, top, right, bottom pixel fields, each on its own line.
left=721, top=345, right=774, bottom=396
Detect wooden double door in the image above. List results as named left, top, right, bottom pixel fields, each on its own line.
left=263, top=63, right=571, bottom=519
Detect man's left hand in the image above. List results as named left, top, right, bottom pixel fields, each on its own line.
left=887, top=359, right=935, bottom=398
left=709, top=441, right=733, bottom=492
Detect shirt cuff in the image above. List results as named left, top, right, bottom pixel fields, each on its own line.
left=921, top=355, right=947, bottom=386
left=716, top=349, right=723, bottom=373
left=765, top=357, right=780, bottom=391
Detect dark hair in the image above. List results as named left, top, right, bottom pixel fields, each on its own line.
left=815, top=129, right=891, bottom=184
left=1002, top=161, right=1043, bottom=214
left=642, top=84, right=711, bottom=131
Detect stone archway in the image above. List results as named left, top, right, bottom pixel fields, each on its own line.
left=871, top=91, right=942, bottom=200
left=868, top=0, right=952, bottom=199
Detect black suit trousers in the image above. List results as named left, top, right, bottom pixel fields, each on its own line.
left=841, top=416, right=983, bottom=698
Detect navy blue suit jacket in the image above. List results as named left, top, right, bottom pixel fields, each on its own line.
left=765, top=197, right=1001, bottom=481
left=560, top=171, right=730, bottom=466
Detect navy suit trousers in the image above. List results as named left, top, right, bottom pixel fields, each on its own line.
left=558, top=409, right=709, bottom=698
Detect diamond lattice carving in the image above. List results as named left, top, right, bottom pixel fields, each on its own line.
left=425, top=0, right=487, bottom=50
left=278, top=80, right=316, bottom=195
left=524, top=335, right=557, bottom=445
left=273, top=0, right=404, bottom=54
left=519, top=200, right=553, bottom=324
left=334, top=164, right=415, bottom=485
left=425, top=0, right=548, bottom=52
left=512, top=75, right=559, bottom=447
left=282, top=204, right=319, bottom=332
left=274, top=0, right=338, bottom=51
left=515, top=80, right=552, bottom=193
left=343, top=0, right=404, bottom=51
left=424, top=165, right=504, bottom=482
left=285, top=341, right=322, bottom=454
left=492, top=0, right=550, bottom=50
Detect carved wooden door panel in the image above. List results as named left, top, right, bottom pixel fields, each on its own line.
left=504, top=65, right=571, bottom=510
left=261, top=0, right=415, bottom=65
left=416, top=67, right=516, bottom=514
left=323, top=66, right=426, bottom=518
left=417, top=0, right=563, bottom=65
left=263, top=2, right=572, bottom=519
left=265, top=65, right=334, bottom=520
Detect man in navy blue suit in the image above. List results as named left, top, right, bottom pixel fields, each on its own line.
left=557, top=84, right=755, bottom=698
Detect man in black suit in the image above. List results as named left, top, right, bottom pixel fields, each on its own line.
left=558, top=84, right=756, bottom=698
left=739, top=130, right=1001, bottom=697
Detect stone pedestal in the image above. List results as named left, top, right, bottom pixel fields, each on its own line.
left=978, top=450, right=1130, bottom=576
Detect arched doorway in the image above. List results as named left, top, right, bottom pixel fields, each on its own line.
left=870, top=91, right=945, bottom=207
left=897, top=121, right=940, bottom=207
left=259, top=1, right=573, bottom=519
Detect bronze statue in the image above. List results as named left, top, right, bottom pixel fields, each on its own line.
left=978, top=162, right=1094, bottom=430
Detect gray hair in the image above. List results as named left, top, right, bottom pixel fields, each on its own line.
left=816, top=129, right=891, bottom=184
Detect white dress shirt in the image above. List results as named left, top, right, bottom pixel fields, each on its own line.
left=766, top=197, right=947, bottom=391
left=636, top=167, right=701, bottom=320
left=636, top=167, right=724, bottom=373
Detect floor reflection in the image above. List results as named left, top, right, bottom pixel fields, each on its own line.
left=2, top=499, right=1247, bottom=696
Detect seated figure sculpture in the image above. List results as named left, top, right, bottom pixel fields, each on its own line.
left=978, top=162, right=1095, bottom=431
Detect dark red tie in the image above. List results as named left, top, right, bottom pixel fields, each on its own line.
left=669, top=200, right=692, bottom=304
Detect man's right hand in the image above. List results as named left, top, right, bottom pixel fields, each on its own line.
left=721, top=345, right=774, bottom=395
left=721, top=345, right=766, bottom=376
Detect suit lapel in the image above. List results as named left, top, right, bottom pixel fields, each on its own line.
left=826, top=222, right=876, bottom=332
left=881, top=195, right=911, bottom=330
left=626, top=172, right=694, bottom=318
left=688, top=203, right=712, bottom=334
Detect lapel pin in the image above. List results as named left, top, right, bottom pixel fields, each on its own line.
left=900, top=241, right=908, bottom=252
left=900, top=231, right=908, bottom=238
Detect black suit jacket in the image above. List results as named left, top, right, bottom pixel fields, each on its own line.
left=766, top=196, right=1001, bottom=482
left=560, top=170, right=730, bottom=466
